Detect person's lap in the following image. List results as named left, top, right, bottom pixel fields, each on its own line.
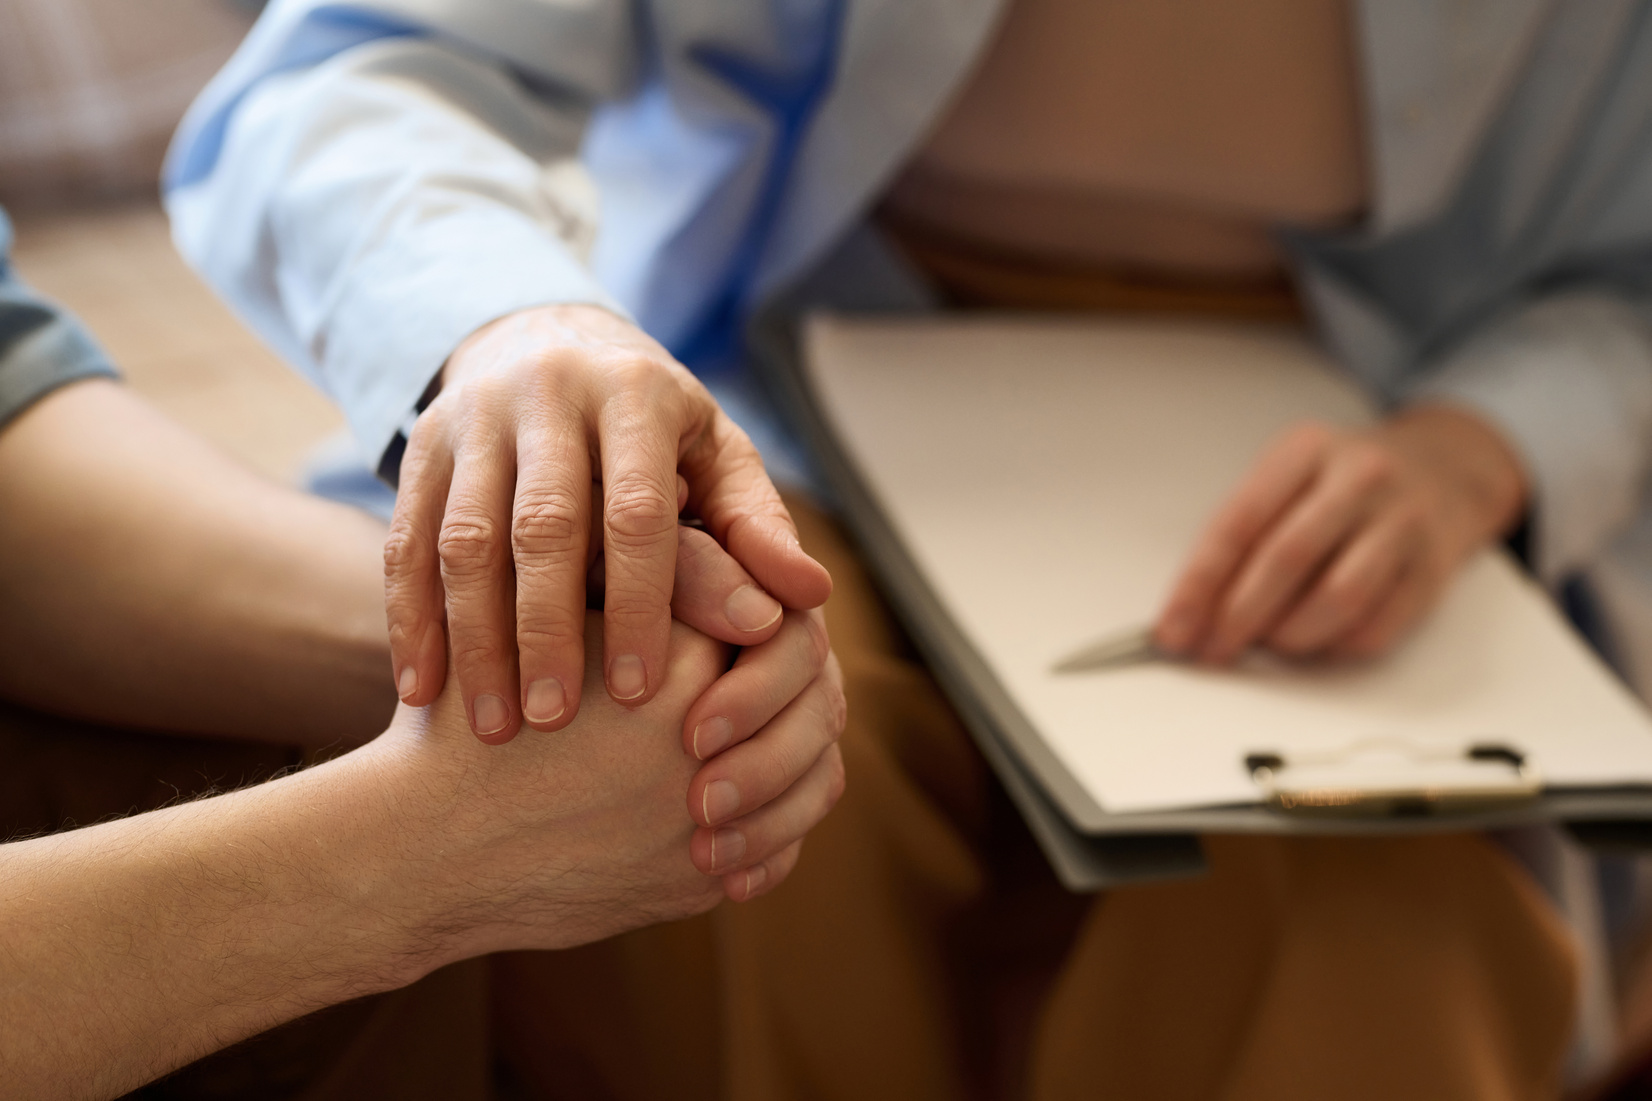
left=703, top=492, right=1580, bottom=1101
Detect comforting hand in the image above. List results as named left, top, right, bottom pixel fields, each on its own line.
left=386, top=304, right=833, bottom=740
left=1154, top=405, right=1528, bottom=663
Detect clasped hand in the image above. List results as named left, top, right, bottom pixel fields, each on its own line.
left=384, top=304, right=840, bottom=902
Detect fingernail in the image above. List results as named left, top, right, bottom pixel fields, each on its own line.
left=524, top=678, right=566, bottom=724
left=702, top=779, right=742, bottom=825
left=609, top=655, right=647, bottom=701
left=709, top=827, right=746, bottom=872
left=693, top=716, right=735, bottom=760
left=725, top=585, right=783, bottom=633
left=472, top=693, right=510, bottom=736
left=397, top=666, right=418, bottom=701
left=741, top=864, right=769, bottom=898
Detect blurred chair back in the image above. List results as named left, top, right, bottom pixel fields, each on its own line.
left=0, top=0, right=255, bottom=209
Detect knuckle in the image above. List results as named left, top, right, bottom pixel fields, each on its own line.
left=438, top=514, right=503, bottom=579
left=511, top=493, right=584, bottom=558
left=605, top=476, right=678, bottom=550
left=514, top=618, right=583, bottom=657
left=1319, top=581, right=1365, bottom=621
left=609, top=353, right=672, bottom=392
left=602, top=579, right=675, bottom=624
left=383, top=526, right=424, bottom=581
left=1270, top=536, right=1317, bottom=573
left=1345, top=444, right=1397, bottom=488
left=385, top=616, right=426, bottom=656
left=449, top=631, right=509, bottom=674
left=1391, top=501, right=1429, bottom=534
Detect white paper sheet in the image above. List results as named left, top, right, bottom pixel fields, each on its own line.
left=804, top=314, right=1652, bottom=816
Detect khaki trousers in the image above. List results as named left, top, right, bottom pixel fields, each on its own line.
left=499, top=496, right=1582, bottom=1101
left=1, top=495, right=1579, bottom=1100
left=701, top=496, right=1580, bottom=1101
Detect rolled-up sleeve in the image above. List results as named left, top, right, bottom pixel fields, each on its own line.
left=0, top=212, right=118, bottom=432
left=1407, top=290, right=1652, bottom=584
left=166, top=12, right=631, bottom=469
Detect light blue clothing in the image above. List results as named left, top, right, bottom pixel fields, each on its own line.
left=166, top=0, right=1652, bottom=593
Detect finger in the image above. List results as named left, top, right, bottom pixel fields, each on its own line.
left=689, top=646, right=844, bottom=826
left=682, top=406, right=832, bottom=610
left=1156, top=423, right=1332, bottom=653
left=439, top=428, right=522, bottom=744
left=1267, top=511, right=1421, bottom=655
left=384, top=417, right=454, bottom=708
left=682, top=609, right=832, bottom=761
left=512, top=414, right=593, bottom=731
left=672, top=526, right=785, bottom=647
left=598, top=379, right=683, bottom=707
left=1200, top=442, right=1396, bottom=663
left=1331, top=566, right=1441, bottom=659
left=692, top=743, right=845, bottom=876
left=722, top=839, right=804, bottom=903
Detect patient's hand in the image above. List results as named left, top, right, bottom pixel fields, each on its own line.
left=374, top=611, right=842, bottom=954
left=1153, top=405, right=1527, bottom=663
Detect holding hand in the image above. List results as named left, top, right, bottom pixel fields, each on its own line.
left=1154, top=405, right=1528, bottom=663
left=380, top=610, right=845, bottom=956
left=386, top=304, right=832, bottom=741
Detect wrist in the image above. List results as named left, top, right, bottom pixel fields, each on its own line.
left=1386, top=403, right=1530, bottom=546
left=442, top=302, right=639, bottom=389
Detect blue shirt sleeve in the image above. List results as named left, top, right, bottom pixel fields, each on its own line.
left=0, top=209, right=118, bottom=431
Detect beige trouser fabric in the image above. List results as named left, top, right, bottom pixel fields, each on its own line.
left=0, top=494, right=1581, bottom=1100
left=705, top=494, right=1583, bottom=1101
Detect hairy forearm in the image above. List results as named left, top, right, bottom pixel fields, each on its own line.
left=0, top=744, right=431, bottom=1101
left=0, top=381, right=394, bottom=745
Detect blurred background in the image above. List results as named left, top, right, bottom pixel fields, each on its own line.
left=0, top=0, right=341, bottom=484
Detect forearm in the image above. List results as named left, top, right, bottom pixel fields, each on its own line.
left=0, top=380, right=393, bottom=745
left=171, top=36, right=620, bottom=463
left=0, top=744, right=433, bottom=1101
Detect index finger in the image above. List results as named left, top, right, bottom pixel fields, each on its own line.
left=1155, top=423, right=1333, bottom=654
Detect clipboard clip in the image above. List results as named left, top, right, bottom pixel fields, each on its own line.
left=1245, top=739, right=1542, bottom=818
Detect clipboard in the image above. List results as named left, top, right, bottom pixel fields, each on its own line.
left=768, top=313, right=1652, bottom=890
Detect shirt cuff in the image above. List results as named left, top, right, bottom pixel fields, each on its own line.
left=1406, top=291, right=1652, bottom=583
left=321, top=199, right=627, bottom=469
left=0, top=299, right=119, bottom=431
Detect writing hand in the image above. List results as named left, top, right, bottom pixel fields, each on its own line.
left=1154, top=406, right=1527, bottom=663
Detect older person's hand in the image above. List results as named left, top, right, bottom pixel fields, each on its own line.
left=386, top=304, right=833, bottom=741
left=1154, top=404, right=1528, bottom=663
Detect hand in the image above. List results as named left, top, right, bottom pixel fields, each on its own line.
left=376, top=611, right=844, bottom=955
left=682, top=608, right=847, bottom=902
left=1154, top=405, right=1527, bottom=663
left=386, top=304, right=833, bottom=741
left=377, top=612, right=723, bottom=954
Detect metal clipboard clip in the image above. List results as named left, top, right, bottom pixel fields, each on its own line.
left=1244, top=739, right=1543, bottom=818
